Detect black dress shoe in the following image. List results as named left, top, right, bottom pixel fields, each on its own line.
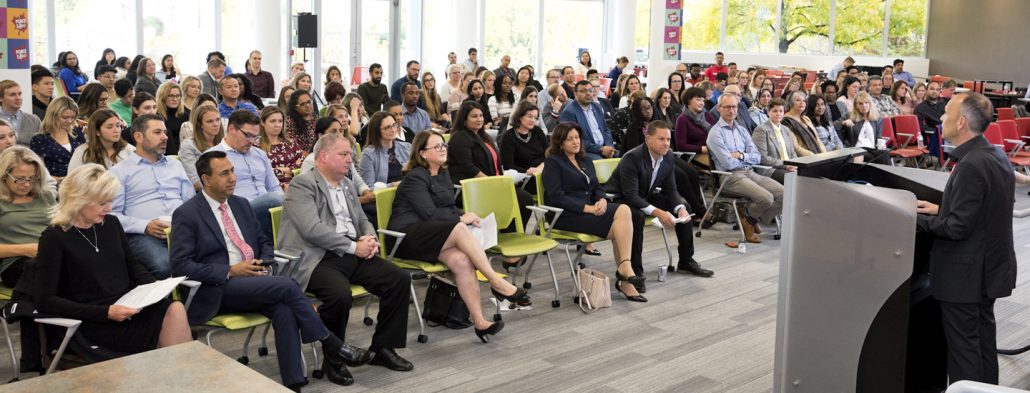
left=322, top=362, right=355, bottom=386
left=325, top=342, right=374, bottom=368
left=677, top=259, right=714, bottom=277
left=369, top=348, right=414, bottom=371
left=633, top=281, right=646, bottom=293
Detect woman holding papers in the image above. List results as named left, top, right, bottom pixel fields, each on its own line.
left=499, top=101, right=547, bottom=194
left=541, top=123, right=646, bottom=302
left=389, top=130, right=529, bottom=343
left=35, top=164, right=191, bottom=356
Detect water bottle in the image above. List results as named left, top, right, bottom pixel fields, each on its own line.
left=916, top=132, right=924, bottom=149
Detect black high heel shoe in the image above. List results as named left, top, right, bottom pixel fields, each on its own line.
left=491, top=286, right=530, bottom=305
left=616, top=280, right=648, bottom=302
left=501, top=257, right=525, bottom=272
left=475, top=321, right=505, bottom=343
left=614, top=259, right=645, bottom=287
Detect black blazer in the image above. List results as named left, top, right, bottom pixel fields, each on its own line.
left=388, top=166, right=462, bottom=231
left=605, top=145, right=685, bottom=211
left=917, top=135, right=1016, bottom=303
left=447, top=129, right=500, bottom=184
left=541, top=154, right=604, bottom=217
left=170, top=193, right=273, bottom=324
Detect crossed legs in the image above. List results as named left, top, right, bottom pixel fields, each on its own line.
left=437, top=223, right=519, bottom=330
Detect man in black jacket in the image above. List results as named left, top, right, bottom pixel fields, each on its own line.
left=915, top=92, right=1016, bottom=385
left=606, top=120, right=712, bottom=282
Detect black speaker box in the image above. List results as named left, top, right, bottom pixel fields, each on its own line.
left=297, top=14, right=318, bottom=48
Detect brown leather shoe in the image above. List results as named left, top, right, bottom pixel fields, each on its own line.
left=737, top=206, right=762, bottom=243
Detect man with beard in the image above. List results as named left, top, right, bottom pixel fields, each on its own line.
left=110, top=114, right=195, bottom=278
left=916, top=80, right=948, bottom=133
left=389, top=60, right=421, bottom=103
left=357, top=63, right=390, bottom=114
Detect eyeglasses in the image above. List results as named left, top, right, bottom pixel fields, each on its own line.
left=5, top=173, right=37, bottom=185
left=238, top=129, right=261, bottom=141
left=168, top=94, right=182, bottom=99
left=576, top=88, right=595, bottom=93
left=381, top=123, right=398, bottom=131
left=298, top=100, right=313, bottom=107
left=422, top=142, right=448, bottom=152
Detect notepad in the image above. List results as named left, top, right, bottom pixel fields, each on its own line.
left=650, top=214, right=694, bottom=228
left=468, top=213, right=498, bottom=250
left=115, top=276, right=187, bottom=309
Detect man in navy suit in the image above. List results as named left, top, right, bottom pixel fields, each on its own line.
left=560, top=80, right=617, bottom=160
left=170, top=151, right=372, bottom=391
left=606, top=120, right=712, bottom=282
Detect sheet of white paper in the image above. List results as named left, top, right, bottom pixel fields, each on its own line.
left=468, top=213, right=498, bottom=249
left=503, top=169, right=529, bottom=185
left=115, top=276, right=187, bottom=309
left=650, top=215, right=692, bottom=228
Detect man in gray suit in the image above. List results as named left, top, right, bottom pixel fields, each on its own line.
left=278, top=133, right=413, bottom=381
left=198, top=58, right=226, bottom=100
left=0, top=80, right=41, bottom=146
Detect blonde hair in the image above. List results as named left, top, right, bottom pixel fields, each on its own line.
left=850, top=92, right=882, bottom=122
left=40, top=96, right=80, bottom=139
left=156, top=82, right=185, bottom=119
left=179, top=75, right=202, bottom=107
left=0, top=146, right=54, bottom=203
left=51, top=164, right=120, bottom=228
left=191, top=105, right=224, bottom=151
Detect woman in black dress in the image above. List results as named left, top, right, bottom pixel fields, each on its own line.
left=499, top=101, right=547, bottom=193
left=541, top=123, right=646, bottom=302
left=388, top=131, right=529, bottom=343
left=35, top=164, right=192, bottom=357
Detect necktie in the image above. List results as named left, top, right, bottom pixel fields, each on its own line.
left=220, top=203, right=254, bottom=262
left=772, top=124, right=789, bottom=159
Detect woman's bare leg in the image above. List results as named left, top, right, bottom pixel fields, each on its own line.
left=607, top=205, right=641, bottom=297
left=440, top=223, right=517, bottom=295
left=158, top=301, right=193, bottom=347
left=437, top=248, right=492, bottom=330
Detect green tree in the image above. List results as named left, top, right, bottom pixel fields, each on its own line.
left=726, top=0, right=778, bottom=53
left=888, top=0, right=927, bottom=56
left=680, top=0, right=721, bottom=51
left=779, top=0, right=830, bottom=54
left=833, top=0, right=885, bottom=56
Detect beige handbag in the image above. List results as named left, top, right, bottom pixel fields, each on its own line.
left=576, top=267, right=612, bottom=313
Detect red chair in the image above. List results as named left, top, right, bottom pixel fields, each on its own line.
left=893, top=114, right=925, bottom=151
left=984, top=123, right=1003, bottom=147
left=997, top=107, right=1015, bottom=121
left=883, top=116, right=924, bottom=166
left=1015, top=118, right=1030, bottom=139
left=997, top=120, right=1030, bottom=157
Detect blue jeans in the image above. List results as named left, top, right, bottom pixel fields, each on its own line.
left=127, top=234, right=171, bottom=278
left=249, top=192, right=284, bottom=243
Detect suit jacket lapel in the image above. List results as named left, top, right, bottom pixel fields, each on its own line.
left=641, top=150, right=656, bottom=193
left=197, top=195, right=228, bottom=250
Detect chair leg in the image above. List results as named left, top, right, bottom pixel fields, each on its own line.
left=309, top=342, right=322, bottom=378
left=658, top=227, right=674, bottom=271
left=258, top=324, right=272, bottom=356
left=45, top=323, right=79, bottom=374
left=544, top=253, right=561, bottom=308
left=237, top=327, right=257, bottom=365
left=2, top=319, right=18, bottom=382
left=363, top=295, right=374, bottom=326
left=731, top=200, right=747, bottom=254
left=408, top=279, right=428, bottom=343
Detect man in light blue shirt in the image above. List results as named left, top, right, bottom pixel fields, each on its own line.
left=217, top=76, right=258, bottom=118
left=400, top=82, right=431, bottom=133
left=892, top=59, right=916, bottom=88
left=206, top=109, right=283, bottom=239
left=560, top=80, right=617, bottom=160
left=111, top=114, right=196, bottom=277
left=706, top=94, right=783, bottom=243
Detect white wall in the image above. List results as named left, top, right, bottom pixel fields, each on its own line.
left=645, top=0, right=929, bottom=88
left=0, top=70, right=32, bottom=115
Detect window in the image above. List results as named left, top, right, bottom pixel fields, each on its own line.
left=779, top=0, right=831, bottom=54
left=833, top=0, right=886, bottom=56
left=888, top=0, right=927, bottom=56
left=725, top=0, right=778, bottom=53
left=220, top=0, right=263, bottom=78
left=29, top=0, right=48, bottom=66
left=53, top=0, right=136, bottom=75
left=634, top=0, right=650, bottom=64
left=319, top=0, right=353, bottom=84
left=483, top=0, right=538, bottom=73
left=360, top=0, right=390, bottom=77
left=143, top=0, right=214, bottom=76
left=422, top=0, right=460, bottom=77
left=542, top=0, right=602, bottom=71
left=679, top=0, right=721, bottom=51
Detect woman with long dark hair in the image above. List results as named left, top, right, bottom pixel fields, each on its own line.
left=68, top=108, right=134, bottom=172
left=803, top=94, right=843, bottom=151
left=488, top=74, right=516, bottom=130
left=284, top=90, right=318, bottom=152
left=93, top=48, right=116, bottom=79
left=463, top=79, right=493, bottom=129
left=57, top=51, right=89, bottom=99
left=156, top=54, right=179, bottom=82
left=133, top=58, right=159, bottom=97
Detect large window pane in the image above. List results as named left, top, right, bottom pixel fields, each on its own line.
left=833, top=0, right=886, bottom=56
left=726, top=0, right=778, bottom=53
left=143, top=0, right=214, bottom=76
left=422, top=0, right=460, bottom=77
left=779, top=0, right=831, bottom=54
left=679, top=0, right=721, bottom=51
left=29, top=0, right=48, bottom=66
left=221, top=0, right=261, bottom=77
left=484, top=0, right=538, bottom=72
left=320, top=0, right=353, bottom=84
left=542, top=0, right=602, bottom=71
left=361, top=0, right=390, bottom=76
left=888, top=0, right=927, bottom=57
left=54, top=0, right=136, bottom=76
left=634, top=0, right=650, bottom=64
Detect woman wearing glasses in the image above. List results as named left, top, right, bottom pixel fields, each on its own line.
left=285, top=90, right=318, bottom=152
left=359, top=112, right=410, bottom=187
left=389, top=130, right=529, bottom=343
left=0, top=146, right=55, bottom=287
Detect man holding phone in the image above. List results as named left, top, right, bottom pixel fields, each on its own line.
left=171, top=151, right=373, bottom=391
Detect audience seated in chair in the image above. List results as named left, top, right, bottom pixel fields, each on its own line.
left=169, top=151, right=372, bottom=391
left=68, top=108, right=135, bottom=172
left=606, top=120, right=712, bottom=280
left=30, top=96, right=85, bottom=181
left=278, top=132, right=414, bottom=380
left=560, top=80, right=617, bottom=160
left=110, top=114, right=194, bottom=278
left=360, top=112, right=411, bottom=187
left=0, top=80, right=42, bottom=146
left=388, top=130, right=529, bottom=341
left=751, top=98, right=802, bottom=183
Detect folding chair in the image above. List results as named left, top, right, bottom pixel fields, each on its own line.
left=694, top=165, right=780, bottom=253
left=592, top=158, right=676, bottom=270
left=882, top=116, right=924, bottom=167
left=461, top=176, right=559, bottom=319
left=992, top=121, right=1030, bottom=175
left=997, top=107, right=1015, bottom=121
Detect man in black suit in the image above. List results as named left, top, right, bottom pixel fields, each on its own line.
left=170, top=151, right=373, bottom=391
left=606, top=120, right=713, bottom=284
left=915, top=92, right=1016, bottom=385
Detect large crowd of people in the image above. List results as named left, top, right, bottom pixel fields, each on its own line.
left=0, top=46, right=972, bottom=391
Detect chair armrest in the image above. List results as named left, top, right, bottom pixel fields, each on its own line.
left=604, top=193, right=616, bottom=200
left=897, top=133, right=915, bottom=147
left=1004, top=139, right=1025, bottom=154
left=1021, top=136, right=1030, bottom=141
left=525, top=205, right=550, bottom=235
left=711, top=170, right=733, bottom=176
left=34, top=318, right=82, bottom=329
left=452, top=184, right=462, bottom=203
left=671, top=151, right=697, bottom=164
left=753, top=165, right=774, bottom=176
left=179, top=280, right=202, bottom=312
left=377, top=229, right=407, bottom=262
left=530, top=204, right=564, bottom=238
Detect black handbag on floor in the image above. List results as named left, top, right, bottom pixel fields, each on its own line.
left=422, top=275, right=472, bottom=329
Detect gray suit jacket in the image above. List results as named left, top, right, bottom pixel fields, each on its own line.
left=277, top=168, right=374, bottom=290
left=751, top=120, right=799, bottom=167
left=13, top=111, right=41, bottom=146
left=197, top=72, right=220, bottom=100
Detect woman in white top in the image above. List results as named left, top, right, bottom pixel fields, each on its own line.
left=438, top=64, right=462, bottom=102
left=69, top=108, right=135, bottom=172
left=619, top=75, right=644, bottom=109
left=573, top=51, right=593, bottom=76
left=488, top=74, right=518, bottom=130
left=448, top=72, right=475, bottom=116
left=841, top=92, right=883, bottom=150
left=512, top=66, right=533, bottom=97
left=836, top=76, right=862, bottom=119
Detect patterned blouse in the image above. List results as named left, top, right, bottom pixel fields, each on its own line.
left=267, top=140, right=305, bottom=185
left=285, top=116, right=317, bottom=153
left=29, top=131, right=87, bottom=177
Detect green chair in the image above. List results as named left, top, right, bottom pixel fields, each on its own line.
left=460, top=176, right=560, bottom=313
left=374, top=187, right=445, bottom=344
left=592, top=158, right=675, bottom=271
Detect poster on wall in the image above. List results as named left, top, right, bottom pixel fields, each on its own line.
left=1, top=0, right=31, bottom=69
left=664, top=0, right=682, bottom=61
